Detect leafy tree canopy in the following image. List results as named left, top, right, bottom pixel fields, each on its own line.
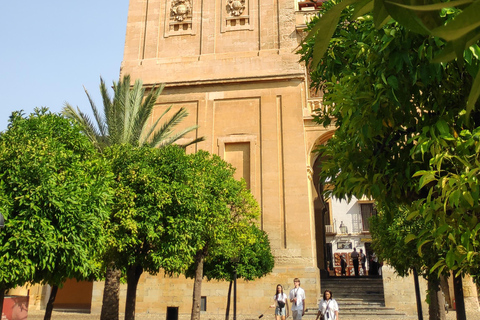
left=191, top=224, right=274, bottom=282
left=299, top=1, right=479, bottom=208
left=298, top=0, right=480, bottom=282
left=0, top=108, right=113, bottom=289
left=304, top=0, right=480, bottom=112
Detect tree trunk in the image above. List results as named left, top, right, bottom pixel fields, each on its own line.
left=427, top=277, right=446, bottom=320
left=413, top=268, right=423, bottom=320
left=44, top=285, right=58, bottom=320
left=440, top=275, right=451, bottom=309
left=453, top=274, right=466, bottom=320
left=191, top=247, right=207, bottom=320
left=124, top=265, right=143, bottom=320
left=101, top=266, right=121, bottom=320
left=0, top=286, right=5, bottom=317
left=225, top=280, right=232, bottom=320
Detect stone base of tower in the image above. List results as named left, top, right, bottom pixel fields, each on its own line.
left=91, top=266, right=321, bottom=320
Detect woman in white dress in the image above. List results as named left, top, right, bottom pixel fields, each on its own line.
left=271, top=284, right=289, bottom=320
left=316, top=290, right=339, bottom=320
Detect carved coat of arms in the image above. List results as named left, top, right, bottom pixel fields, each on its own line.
left=226, top=0, right=246, bottom=16
left=171, top=0, right=192, bottom=22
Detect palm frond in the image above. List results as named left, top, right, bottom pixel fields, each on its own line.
left=139, top=103, right=172, bottom=146
left=124, top=79, right=145, bottom=145
left=83, top=85, right=107, bottom=137
left=100, top=77, right=118, bottom=146
left=64, top=73, right=203, bottom=151
left=132, top=84, right=165, bottom=144
left=62, top=103, right=103, bottom=150
left=146, top=107, right=189, bottom=147
left=155, top=128, right=205, bottom=149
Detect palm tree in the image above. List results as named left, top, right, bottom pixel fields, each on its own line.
left=62, top=74, right=204, bottom=320
left=63, top=74, right=203, bottom=151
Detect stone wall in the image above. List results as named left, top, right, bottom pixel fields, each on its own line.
left=91, top=266, right=321, bottom=319
left=382, top=265, right=428, bottom=317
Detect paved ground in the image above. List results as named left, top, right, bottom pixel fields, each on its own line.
left=25, top=309, right=478, bottom=320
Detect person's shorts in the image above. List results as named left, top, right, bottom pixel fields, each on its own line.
left=275, top=307, right=286, bottom=316
left=292, top=310, right=303, bottom=320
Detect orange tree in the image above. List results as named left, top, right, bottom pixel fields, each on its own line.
left=104, top=145, right=270, bottom=320
left=156, top=148, right=267, bottom=320
left=0, top=109, right=113, bottom=319
left=298, top=2, right=480, bottom=319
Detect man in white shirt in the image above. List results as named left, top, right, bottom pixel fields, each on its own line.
left=289, top=278, right=306, bottom=320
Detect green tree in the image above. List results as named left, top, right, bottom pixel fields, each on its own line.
left=0, top=108, right=112, bottom=319
left=370, top=205, right=449, bottom=319
left=197, top=225, right=274, bottom=320
left=304, top=0, right=480, bottom=112
left=156, top=149, right=263, bottom=320
left=104, top=144, right=174, bottom=320
left=298, top=2, right=480, bottom=318
left=63, top=74, right=204, bottom=320
left=103, top=145, right=266, bottom=320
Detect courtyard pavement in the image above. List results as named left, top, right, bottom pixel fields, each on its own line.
left=25, top=309, right=477, bottom=320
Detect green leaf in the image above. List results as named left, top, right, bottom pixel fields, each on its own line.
left=352, top=0, right=374, bottom=20
left=385, top=0, right=473, bottom=11
left=448, top=233, right=457, bottom=244
left=405, top=233, right=416, bottom=244
left=446, top=250, right=456, bottom=268
left=417, top=239, right=432, bottom=256
left=435, top=120, right=450, bottom=136
left=430, top=1, right=480, bottom=41
left=467, top=69, right=480, bottom=115
left=418, top=172, right=436, bottom=189
left=432, top=32, right=480, bottom=63
left=373, top=0, right=391, bottom=28
left=462, top=191, right=474, bottom=207
left=430, top=259, right=445, bottom=273
left=383, top=0, right=433, bottom=35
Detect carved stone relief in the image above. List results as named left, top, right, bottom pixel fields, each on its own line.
left=170, top=0, right=192, bottom=22
left=226, top=0, right=246, bottom=16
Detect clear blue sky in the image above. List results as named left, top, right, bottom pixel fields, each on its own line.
left=0, top=1, right=130, bottom=131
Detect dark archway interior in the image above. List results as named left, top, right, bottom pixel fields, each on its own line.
left=312, top=154, right=331, bottom=276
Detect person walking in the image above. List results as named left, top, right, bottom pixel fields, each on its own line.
left=359, top=249, right=366, bottom=276
left=316, top=290, right=339, bottom=320
left=351, top=248, right=359, bottom=277
left=271, top=284, right=289, bottom=320
left=340, top=255, right=347, bottom=276
left=289, top=278, right=306, bottom=320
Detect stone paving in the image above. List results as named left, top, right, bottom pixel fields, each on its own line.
left=25, top=309, right=478, bottom=320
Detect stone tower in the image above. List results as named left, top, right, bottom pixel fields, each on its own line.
left=93, top=0, right=329, bottom=317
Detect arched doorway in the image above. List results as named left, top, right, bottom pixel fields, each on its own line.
left=308, top=131, right=334, bottom=277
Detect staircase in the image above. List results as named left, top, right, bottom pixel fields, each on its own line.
left=315, top=276, right=411, bottom=319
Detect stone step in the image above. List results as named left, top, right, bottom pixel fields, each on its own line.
left=337, top=300, right=385, bottom=306
left=319, top=276, right=394, bottom=318
left=304, top=306, right=408, bottom=319
left=335, top=293, right=384, bottom=298
left=321, top=287, right=384, bottom=293
left=321, top=276, right=383, bottom=281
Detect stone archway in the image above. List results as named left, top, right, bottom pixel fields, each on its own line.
left=308, top=131, right=335, bottom=276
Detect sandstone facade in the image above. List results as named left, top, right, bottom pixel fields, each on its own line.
left=19, top=1, right=479, bottom=319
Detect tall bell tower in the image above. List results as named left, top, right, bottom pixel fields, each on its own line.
left=99, top=0, right=324, bottom=316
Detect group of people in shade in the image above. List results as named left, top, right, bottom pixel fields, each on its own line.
left=340, top=247, right=381, bottom=277
left=271, top=278, right=339, bottom=320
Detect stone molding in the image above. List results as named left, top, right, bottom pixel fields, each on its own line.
left=152, top=74, right=306, bottom=88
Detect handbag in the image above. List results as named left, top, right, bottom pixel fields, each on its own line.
left=277, top=300, right=285, bottom=308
